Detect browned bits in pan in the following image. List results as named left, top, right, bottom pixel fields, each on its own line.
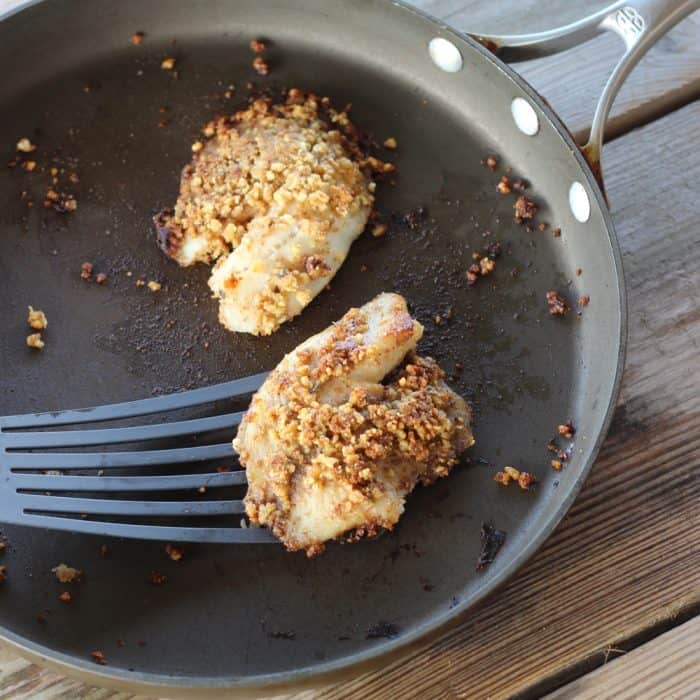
left=402, top=206, right=426, bottom=229
left=161, top=57, right=176, bottom=70
left=52, top=563, right=82, bottom=583
left=517, top=471, right=537, bottom=490
left=551, top=459, right=563, bottom=470
left=483, top=155, right=498, bottom=170
left=249, top=38, right=267, bottom=53
left=165, top=544, right=184, bottom=561
left=21, top=160, right=36, bottom=172
left=252, top=56, right=269, bottom=76
left=371, top=223, right=388, bottom=238
left=558, top=420, right=576, bottom=439
left=0, top=541, right=6, bottom=553
left=546, top=290, right=570, bottom=316
left=383, top=137, right=397, bottom=149
left=547, top=440, right=569, bottom=462
left=91, top=650, right=106, bottom=665
left=148, top=571, right=167, bottom=585
left=514, top=195, right=537, bottom=223
left=0, top=566, right=6, bottom=583
left=512, top=178, right=527, bottom=191
left=576, top=267, right=582, bottom=276
left=552, top=226, right=562, bottom=238
left=131, top=31, right=145, bottom=45
left=466, top=262, right=481, bottom=286
left=479, top=257, right=495, bottom=275
left=80, top=261, right=93, bottom=280
left=99, top=544, right=109, bottom=557
left=58, top=591, right=72, bottom=603
left=496, top=175, right=511, bottom=194
left=578, top=294, right=590, bottom=307
left=95, top=272, right=108, bottom=285
left=538, top=222, right=547, bottom=231
left=476, top=523, right=506, bottom=570
left=365, top=621, right=400, bottom=639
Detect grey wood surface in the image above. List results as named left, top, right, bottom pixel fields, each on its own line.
left=1, top=1, right=699, bottom=698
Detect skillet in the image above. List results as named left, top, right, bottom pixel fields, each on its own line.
left=0, top=0, right=694, bottom=695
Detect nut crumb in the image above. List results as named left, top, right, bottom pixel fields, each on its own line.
left=59, top=591, right=72, bottom=603
left=80, top=261, right=93, bottom=280
left=253, top=56, right=269, bottom=75
left=131, top=31, right=145, bottom=45
left=27, top=306, right=47, bottom=330
left=165, top=544, right=184, bottom=561
left=481, top=155, right=498, bottom=171
left=558, top=420, right=575, bottom=439
left=249, top=38, right=266, bottom=53
left=518, top=471, right=537, bottom=490
left=52, top=563, right=82, bottom=583
left=99, top=544, right=109, bottom=557
left=147, top=280, right=162, bottom=292
left=16, top=137, right=35, bottom=153
left=551, top=459, right=562, bottom=470
left=546, top=290, right=569, bottom=316
left=26, top=333, right=45, bottom=349
left=383, top=137, right=397, bottom=149
left=91, top=650, right=106, bottom=665
left=22, top=160, right=36, bottom=172
left=371, top=223, right=388, bottom=238
left=161, top=57, right=176, bottom=70
left=578, top=294, right=590, bottom=307
left=552, top=227, right=562, bottom=238
left=496, top=175, right=511, bottom=194
left=514, top=195, right=537, bottom=223
left=148, top=571, right=167, bottom=585
left=95, top=272, right=108, bottom=285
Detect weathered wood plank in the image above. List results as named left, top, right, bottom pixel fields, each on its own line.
left=276, top=99, right=700, bottom=700
left=422, top=0, right=700, bottom=142
left=543, top=616, right=700, bottom=700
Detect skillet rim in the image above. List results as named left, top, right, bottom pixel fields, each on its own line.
left=0, top=0, right=628, bottom=693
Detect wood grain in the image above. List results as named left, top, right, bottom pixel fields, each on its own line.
left=543, top=616, right=700, bottom=700
left=424, top=0, right=700, bottom=143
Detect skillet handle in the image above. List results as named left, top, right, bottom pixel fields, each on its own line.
left=469, top=0, right=700, bottom=184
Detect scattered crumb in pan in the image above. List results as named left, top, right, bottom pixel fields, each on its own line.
left=476, top=522, right=507, bottom=570
left=147, top=280, right=162, bottom=292
left=371, top=223, right=388, bottom=238
left=403, top=206, right=427, bottom=229
left=80, top=262, right=93, bottom=280
left=365, top=622, right=400, bottom=640
left=91, top=650, right=106, bottom=665
left=466, top=242, right=501, bottom=286
left=16, top=137, right=35, bottom=153
left=157, top=119, right=169, bottom=128
left=52, top=564, right=82, bottom=583
left=551, top=459, right=563, bottom=470
left=547, top=440, right=569, bottom=462
left=267, top=629, right=296, bottom=640
left=249, top=38, right=267, bottom=53
left=512, top=178, right=527, bottom=191
left=514, top=195, right=537, bottom=223
left=161, top=57, right=176, bottom=70
left=480, top=155, right=498, bottom=171
left=538, top=222, right=547, bottom=231
left=36, top=613, right=47, bottom=623
left=43, top=189, right=77, bottom=213
left=578, top=294, right=590, bottom=307
left=99, top=544, right=109, bottom=557
left=252, top=56, right=269, bottom=76
left=165, top=544, right=184, bottom=561
left=26, top=333, right=45, bottom=349
left=58, top=591, right=72, bottom=603
left=383, top=137, right=397, bottom=149
left=136, top=279, right=145, bottom=287
left=148, top=571, right=167, bottom=585
left=0, top=541, right=6, bottom=553
left=0, top=566, right=6, bottom=583
left=27, top=306, right=47, bottom=330
left=558, top=420, right=576, bottom=439
left=117, top=639, right=126, bottom=647
left=546, top=290, right=570, bottom=316
left=496, top=175, right=511, bottom=194
left=21, top=160, right=36, bottom=172
left=95, top=272, right=108, bottom=284
left=552, top=226, right=562, bottom=238
left=493, top=465, right=537, bottom=490
left=131, top=31, right=145, bottom=45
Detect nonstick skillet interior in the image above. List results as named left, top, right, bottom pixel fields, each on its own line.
left=0, top=0, right=624, bottom=691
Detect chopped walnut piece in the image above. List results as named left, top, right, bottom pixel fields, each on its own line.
left=514, top=195, right=537, bottom=223
left=91, top=650, right=106, bottom=665
left=552, top=227, right=562, bottom=238
left=558, top=420, right=576, bottom=439
left=253, top=56, right=269, bottom=75
left=59, top=591, right=72, bottom=603
left=466, top=262, right=480, bottom=286
left=479, top=257, right=495, bottom=276
left=578, top=294, right=590, bottom=307
left=371, top=223, right=388, bottom=238
left=27, top=306, right=47, bottom=330
left=22, top=160, right=36, bottom=172
left=0, top=566, right=6, bottom=583
left=383, top=137, right=397, bottom=149
left=486, top=241, right=502, bottom=259
left=26, top=333, right=45, bottom=349
left=148, top=571, right=167, bottom=585
left=496, top=176, right=511, bottom=194
left=191, top=140, right=203, bottom=153
left=512, top=179, right=527, bottom=191
left=161, top=57, right=176, bottom=70
left=551, top=459, right=563, bottom=470
left=131, top=31, right=145, bottom=45
left=518, top=471, right=537, bottom=490
left=52, top=563, right=82, bottom=583
left=0, top=542, right=6, bottom=553
left=249, top=38, right=267, bottom=53
left=80, top=261, right=93, bottom=280
left=95, top=272, right=108, bottom=285
left=484, top=156, right=498, bottom=171
left=546, top=290, right=570, bottom=316
left=504, top=465, right=520, bottom=480
left=494, top=471, right=511, bottom=485
left=147, top=280, right=162, bottom=292
left=165, top=544, right=184, bottom=561
left=547, top=441, right=569, bottom=461
left=16, top=137, right=35, bottom=153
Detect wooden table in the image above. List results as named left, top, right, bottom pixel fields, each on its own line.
left=1, top=1, right=698, bottom=698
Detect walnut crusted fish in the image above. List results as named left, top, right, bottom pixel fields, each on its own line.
left=155, top=90, right=375, bottom=336
left=234, top=293, right=474, bottom=556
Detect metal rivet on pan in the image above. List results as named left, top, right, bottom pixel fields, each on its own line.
left=428, top=37, right=463, bottom=73
left=511, top=97, right=539, bottom=136
left=569, top=181, right=591, bottom=222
